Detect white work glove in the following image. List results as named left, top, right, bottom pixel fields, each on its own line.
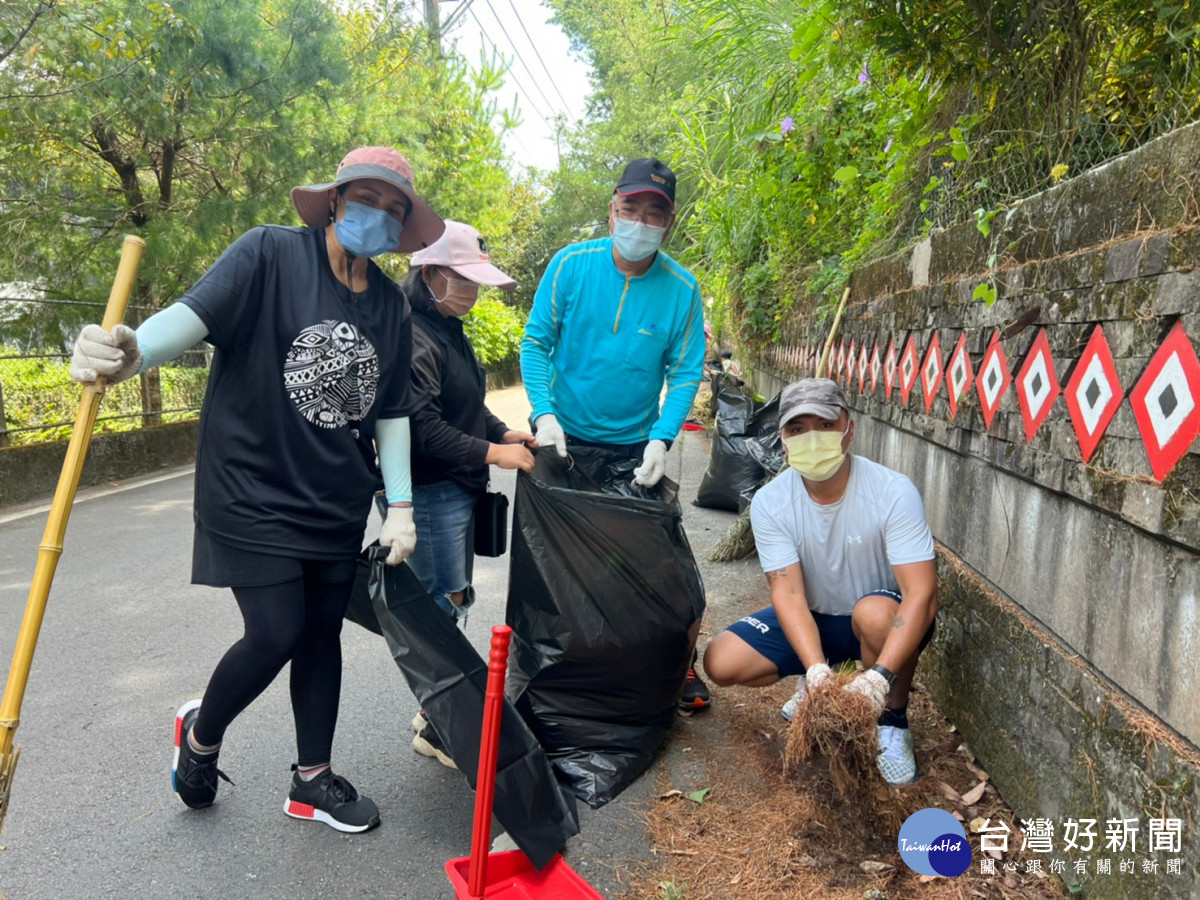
left=805, top=662, right=833, bottom=690
left=632, top=439, right=667, bottom=488
left=845, top=668, right=891, bottom=714
left=534, top=414, right=567, bottom=458
left=379, top=505, right=417, bottom=566
left=782, top=662, right=833, bottom=721
left=70, top=323, right=142, bottom=385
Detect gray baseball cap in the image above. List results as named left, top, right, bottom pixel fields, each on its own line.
left=779, top=378, right=850, bottom=426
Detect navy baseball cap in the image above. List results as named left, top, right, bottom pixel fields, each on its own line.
left=615, top=158, right=676, bottom=208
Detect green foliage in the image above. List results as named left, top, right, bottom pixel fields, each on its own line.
left=462, top=298, right=525, bottom=369
left=0, top=352, right=207, bottom=445
left=544, top=0, right=1199, bottom=351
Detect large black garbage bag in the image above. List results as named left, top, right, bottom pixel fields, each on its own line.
left=737, top=394, right=785, bottom=512
left=506, top=447, right=706, bottom=808
left=696, top=377, right=783, bottom=511
left=347, top=547, right=579, bottom=868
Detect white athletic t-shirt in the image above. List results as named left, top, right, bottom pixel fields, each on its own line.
left=749, top=456, right=935, bottom=615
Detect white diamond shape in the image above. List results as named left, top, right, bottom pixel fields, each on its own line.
left=924, top=352, right=939, bottom=389
left=981, top=354, right=1005, bottom=407
left=1145, top=352, right=1196, bottom=450
left=1074, top=355, right=1114, bottom=436
left=950, top=355, right=968, bottom=398
left=1022, top=353, right=1053, bottom=419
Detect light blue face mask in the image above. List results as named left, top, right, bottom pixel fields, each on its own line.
left=335, top=201, right=404, bottom=258
left=612, top=217, right=666, bottom=262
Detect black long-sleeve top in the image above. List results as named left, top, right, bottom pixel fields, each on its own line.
left=408, top=302, right=510, bottom=494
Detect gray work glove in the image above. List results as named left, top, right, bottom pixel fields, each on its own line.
left=534, top=414, right=567, bottom=458
left=632, top=439, right=667, bottom=487
left=70, top=323, right=142, bottom=385
left=380, top=506, right=417, bottom=566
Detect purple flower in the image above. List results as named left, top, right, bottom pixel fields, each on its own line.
left=781, top=116, right=795, bottom=135
left=858, top=62, right=870, bottom=85
left=883, top=138, right=893, bottom=154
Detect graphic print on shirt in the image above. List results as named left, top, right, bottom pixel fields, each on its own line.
left=284, top=320, right=379, bottom=429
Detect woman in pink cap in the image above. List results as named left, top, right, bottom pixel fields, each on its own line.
left=398, top=221, right=537, bottom=768
left=68, top=146, right=444, bottom=832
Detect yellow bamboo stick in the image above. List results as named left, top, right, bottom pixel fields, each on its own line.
left=0, top=235, right=146, bottom=831
left=815, top=286, right=851, bottom=379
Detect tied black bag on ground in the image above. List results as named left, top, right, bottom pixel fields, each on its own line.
left=506, top=447, right=707, bottom=809
left=473, top=487, right=509, bottom=558
left=346, top=547, right=579, bottom=868
left=695, top=373, right=782, bottom=511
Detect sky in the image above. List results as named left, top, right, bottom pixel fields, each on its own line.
left=432, top=0, right=593, bottom=173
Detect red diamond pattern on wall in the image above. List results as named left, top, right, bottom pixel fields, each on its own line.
left=976, top=331, right=1012, bottom=430
left=870, top=342, right=881, bottom=393
left=1063, top=325, right=1123, bottom=464
left=857, top=345, right=869, bottom=392
left=946, top=333, right=974, bottom=420
left=1014, top=328, right=1062, bottom=443
left=921, top=332, right=944, bottom=412
left=884, top=337, right=898, bottom=400
left=846, top=340, right=857, bottom=386
left=899, top=334, right=919, bottom=407
left=1129, top=321, right=1200, bottom=482
left=837, top=339, right=846, bottom=380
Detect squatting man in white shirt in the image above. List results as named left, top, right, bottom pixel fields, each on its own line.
left=701, top=377, right=938, bottom=784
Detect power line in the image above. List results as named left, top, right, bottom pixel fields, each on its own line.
left=505, top=0, right=573, bottom=115
left=481, top=0, right=563, bottom=122
left=467, top=5, right=554, bottom=127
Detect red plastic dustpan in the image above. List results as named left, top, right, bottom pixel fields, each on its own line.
left=444, top=625, right=604, bottom=899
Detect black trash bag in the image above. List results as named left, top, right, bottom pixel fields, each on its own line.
left=506, top=447, right=706, bottom=808
left=348, top=546, right=579, bottom=868
left=737, top=393, right=785, bottom=513
left=696, top=378, right=782, bottom=511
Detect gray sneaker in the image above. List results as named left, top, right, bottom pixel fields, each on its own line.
left=876, top=725, right=918, bottom=784
left=781, top=676, right=808, bottom=721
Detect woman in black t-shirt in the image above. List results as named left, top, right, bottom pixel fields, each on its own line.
left=69, top=146, right=444, bottom=833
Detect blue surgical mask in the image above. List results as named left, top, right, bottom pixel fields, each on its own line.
left=335, top=201, right=404, bottom=258
left=612, top=218, right=666, bottom=262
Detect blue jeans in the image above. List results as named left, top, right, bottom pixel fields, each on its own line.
left=407, top=480, right=477, bottom=620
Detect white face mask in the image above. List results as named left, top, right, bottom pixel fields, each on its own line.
left=612, top=218, right=666, bottom=262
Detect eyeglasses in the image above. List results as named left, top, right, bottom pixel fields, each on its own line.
left=613, top=207, right=670, bottom=228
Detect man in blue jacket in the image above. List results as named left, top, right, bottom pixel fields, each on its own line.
left=521, top=157, right=710, bottom=708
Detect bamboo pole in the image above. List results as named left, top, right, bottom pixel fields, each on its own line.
left=815, top=286, right=851, bottom=378
left=0, top=235, right=145, bottom=831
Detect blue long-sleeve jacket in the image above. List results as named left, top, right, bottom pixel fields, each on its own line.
left=521, top=237, right=705, bottom=446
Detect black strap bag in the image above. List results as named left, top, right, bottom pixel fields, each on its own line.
left=473, top=486, right=509, bottom=557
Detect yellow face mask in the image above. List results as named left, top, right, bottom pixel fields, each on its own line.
left=784, top=425, right=849, bottom=481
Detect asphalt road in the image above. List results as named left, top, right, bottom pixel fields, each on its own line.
left=0, top=386, right=765, bottom=900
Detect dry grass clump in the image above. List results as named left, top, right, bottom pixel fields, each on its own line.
left=783, top=676, right=881, bottom=799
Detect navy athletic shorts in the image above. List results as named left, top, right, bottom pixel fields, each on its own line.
left=725, top=590, right=934, bottom=678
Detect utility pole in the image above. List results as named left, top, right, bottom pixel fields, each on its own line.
left=424, top=0, right=440, bottom=56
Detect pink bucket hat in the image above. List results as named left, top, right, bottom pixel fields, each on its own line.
left=290, top=146, right=445, bottom=253
left=410, top=220, right=516, bottom=290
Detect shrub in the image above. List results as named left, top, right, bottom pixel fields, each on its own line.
left=463, top=298, right=525, bottom=369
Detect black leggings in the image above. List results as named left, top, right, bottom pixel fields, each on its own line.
left=191, top=571, right=355, bottom=767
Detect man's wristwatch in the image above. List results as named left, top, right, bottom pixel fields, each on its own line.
left=870, top=664, right=898, bottom=688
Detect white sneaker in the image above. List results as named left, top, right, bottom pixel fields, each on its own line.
left=781, top=676, right=808, bottom=721
left=876, top=725, right=918, bottom=784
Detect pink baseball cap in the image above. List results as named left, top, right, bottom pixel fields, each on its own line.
left=291, top=146, right=445, bottom=253
left=410, top=220, right=516, bottom=290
